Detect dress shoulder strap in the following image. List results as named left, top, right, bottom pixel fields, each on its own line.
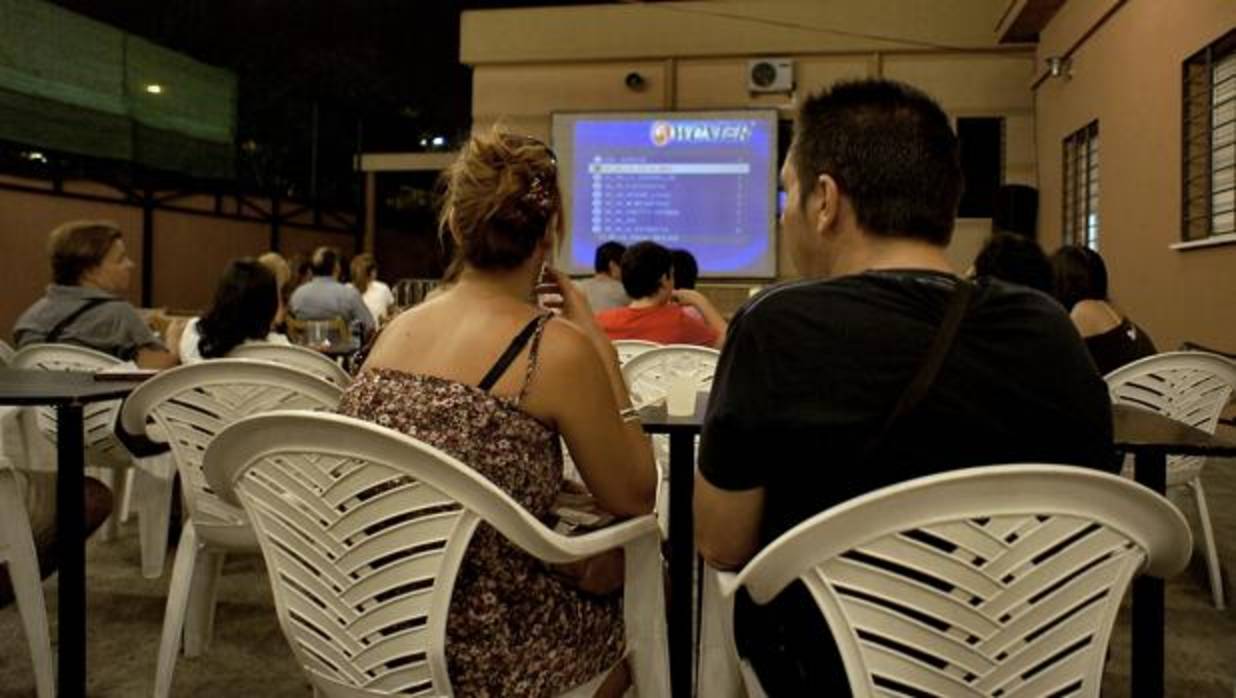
left=477, top=313, right=551, bottom=395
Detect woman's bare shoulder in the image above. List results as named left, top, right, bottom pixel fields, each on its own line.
left=1070, top=300, right=1121, bottom=338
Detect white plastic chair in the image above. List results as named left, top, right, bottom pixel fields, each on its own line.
left=118, top=360, right=342, bottom=698
left=9, top=343, right=174, bottom=578
left=1105, top=350, right=1236, bottom=609
left=613, top=339, right=661, bottom=365
left=697, top=464, right=1192, bottom=698
left=228, top=342, right=352, bottom=388
left=204, top=410, right=670, bottom=698
left=620, top=344, right=719, bottom=410
left=0, top=456, right=54, bottom=698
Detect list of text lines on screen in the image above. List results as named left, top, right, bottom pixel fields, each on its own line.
left=552, top=111, right=778, bottom=279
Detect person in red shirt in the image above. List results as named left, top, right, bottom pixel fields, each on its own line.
left=596, top=241, right=727, bottom=348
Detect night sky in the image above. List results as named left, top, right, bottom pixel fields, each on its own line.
left=46, top=0, right=634, bottom=198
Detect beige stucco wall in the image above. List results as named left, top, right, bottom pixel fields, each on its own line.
left=462, top=0, right=1036, bottom=283
left=1035, top=0, right=1236, bottom=350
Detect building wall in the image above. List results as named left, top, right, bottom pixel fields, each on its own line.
left=1035, top=0, right=1236, bottom=350
left=462, top=0, right=1037, bottom=284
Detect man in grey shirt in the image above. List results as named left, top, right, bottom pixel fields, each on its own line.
left=289, top=246, right=375, bottom=341
left=13, top=220, right=179, bottom=368
left=578, top=241, right=630, bottom=312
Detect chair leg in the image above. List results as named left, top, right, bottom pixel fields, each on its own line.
left=90, top=468, right=121, bottom=542
left=134, top=461, right=174, bottom=579
left=1191, top=477, right=1225, bottom=609
left=183, top=548, right=226, bottom=658
left=0, top=471, right=55, bottom=698
left=155, top=522, right=201, bottom=698
left=623, top=535, right=671, bottom=698
left=117, top=468, right=136, bottom=523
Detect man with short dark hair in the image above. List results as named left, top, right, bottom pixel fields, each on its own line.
left=578, top=241, right=630, bottom=312
left=694, top=80, right=1114, bottom=693
left=288, top=246, right=374, bottom=340
left=595, top=241, right=726, bottom=348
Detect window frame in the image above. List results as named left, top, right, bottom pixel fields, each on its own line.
left=1062, top=120, right=1100, bottom=250
left=1181, top=29, right=1236, bottom=243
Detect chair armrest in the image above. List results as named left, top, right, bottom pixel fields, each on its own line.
left=534, top=514, right=661, bottom=563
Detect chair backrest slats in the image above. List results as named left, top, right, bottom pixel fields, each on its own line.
left=119, top=360, right=342, bottom=535
left=10, top=344, right=131, bottom=470
left=724, top=465, right=1190, bottom=698
left=204, top=410, right=666, bottom=696
left=613, top=339, right=661, bottom=364
left=228, top=342, right=351, bottom=387
left=620, top=344, right=720, bottom=408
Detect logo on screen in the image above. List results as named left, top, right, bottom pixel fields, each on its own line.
left=650, top=121, right=673, bottom=147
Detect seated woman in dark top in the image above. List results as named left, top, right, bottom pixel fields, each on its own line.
left=1051, top=245, right=1157, bottom=375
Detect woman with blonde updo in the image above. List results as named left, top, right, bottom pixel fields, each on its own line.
left=338, top=129, right=656, bottom=697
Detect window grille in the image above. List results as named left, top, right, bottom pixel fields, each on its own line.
left=1062, top=121, right=1100, bottom=249
left=1183, top=29, right=1236, bottom=241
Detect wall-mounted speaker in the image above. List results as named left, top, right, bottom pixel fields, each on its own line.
left=747, top=58, right=794, bottom=93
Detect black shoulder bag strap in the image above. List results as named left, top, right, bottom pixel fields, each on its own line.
left=45, top=297, right=116, bottom=343
left=864, top=279, right=975, bottom=458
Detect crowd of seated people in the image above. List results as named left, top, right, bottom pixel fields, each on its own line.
left=595, top=241, right=727, bottom=348
left=2, top=76, right=1201, bottom=698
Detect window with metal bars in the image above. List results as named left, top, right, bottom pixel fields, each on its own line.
left=1062, top=121, right=1100, bottom=250
left=1183, top=29, right=1236, bottom=242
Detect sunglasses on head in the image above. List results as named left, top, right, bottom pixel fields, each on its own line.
left=501, top=133, right=558, bottom=170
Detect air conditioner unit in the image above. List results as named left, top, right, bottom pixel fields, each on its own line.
left=747, top=58, right=793, bottom=93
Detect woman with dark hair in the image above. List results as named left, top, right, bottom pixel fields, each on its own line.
left=178, top=259, right=288, bottom=363
left=1051, top=245, right=1156, bottom=375
left=340, top=128, right=655, bottom=697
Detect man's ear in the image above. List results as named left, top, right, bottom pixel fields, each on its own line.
left=814, top=174, right=841, bottom=235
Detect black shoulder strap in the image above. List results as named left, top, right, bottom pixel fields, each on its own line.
left=869, top=279, right=975, bottom=449
left=46, top=297, right=116, bottom=343
left=478, top=315, right=547, bottom=393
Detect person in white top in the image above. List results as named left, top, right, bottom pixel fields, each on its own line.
left=178, top=258, right=290, bottom=364
left=350, top=253, right=395, bottom=324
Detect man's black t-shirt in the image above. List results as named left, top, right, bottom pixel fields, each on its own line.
left=698, top=270, right=1116, bottom=694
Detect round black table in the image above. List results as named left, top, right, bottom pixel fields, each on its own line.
left=0, top=369, right=148, bottom=698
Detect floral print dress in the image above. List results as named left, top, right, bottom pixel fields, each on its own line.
left=336, top=314, right=624, bottom=697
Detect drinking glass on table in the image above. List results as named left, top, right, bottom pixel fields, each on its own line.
left=665, top=354, right=700, bottom=416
